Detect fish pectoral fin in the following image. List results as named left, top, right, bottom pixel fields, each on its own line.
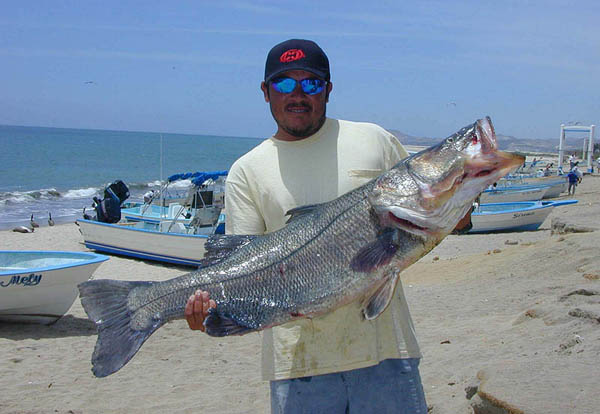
left=204, top=308, right=256, bottom=337
left=362, top=272, right=400, bottom=320
left=350, top=229, right=399, bottom=273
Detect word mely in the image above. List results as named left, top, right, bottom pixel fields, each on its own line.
left=0, top=273, right=43, bottom=287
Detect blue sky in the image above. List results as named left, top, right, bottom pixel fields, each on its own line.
left=1, top=1, right=598, bottom=140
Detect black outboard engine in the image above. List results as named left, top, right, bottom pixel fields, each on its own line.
left=93, top=180, right=130, bottom=223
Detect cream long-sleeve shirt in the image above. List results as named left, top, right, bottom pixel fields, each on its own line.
left=224, top=118, right=422, bottom=380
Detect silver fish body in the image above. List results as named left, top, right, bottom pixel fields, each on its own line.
left=79, top=117, right=524, bottom=377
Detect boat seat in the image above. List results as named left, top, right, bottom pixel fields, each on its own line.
left=167, top=203, right=185, bottom=218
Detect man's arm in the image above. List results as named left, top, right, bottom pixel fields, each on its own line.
left=383, top=130, right=409, bottom=167
left=225, top=179, right=266, bottom=235
left=185, top=163, right=264, bottom=331
left=224, top=163, right=266, bottom=235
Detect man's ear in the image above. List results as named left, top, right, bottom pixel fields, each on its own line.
left=325, top=82, right=333, bottom=103
left=261, top=81, right=270, bottom=102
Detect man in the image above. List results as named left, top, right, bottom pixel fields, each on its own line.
left=567, top=167, right=580, bottom=195
left=569, top=154, right=575, bottom=170
left=185, top=39, right=428, bottom=413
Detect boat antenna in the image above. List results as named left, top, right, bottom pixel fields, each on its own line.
left=160, top=134, right=165, bottom=216
left=160, top=134, right=164, bottom=185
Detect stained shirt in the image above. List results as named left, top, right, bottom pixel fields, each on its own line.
left=224, top=118, right=422, bottom=380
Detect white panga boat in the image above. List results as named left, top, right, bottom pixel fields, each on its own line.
left=77, top=214, right=225, bottom=267
left=479, top=185, right=549, bottom=203
left=469, top=200, right=578, bottom=233
left=0, top=251, right=108, bottom=324
left=496, top=176, right=568, bottom=199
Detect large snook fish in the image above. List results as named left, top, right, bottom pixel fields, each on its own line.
left=79, top=117, right=524, bottom=377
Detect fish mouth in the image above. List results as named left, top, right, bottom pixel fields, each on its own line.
left=383, top=203, right=460, bottom=238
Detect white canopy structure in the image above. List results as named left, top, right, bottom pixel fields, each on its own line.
left=558, top=124, right=596, bottom=172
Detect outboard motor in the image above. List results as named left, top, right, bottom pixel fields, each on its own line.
left=94, top=180, right=130, bottom=223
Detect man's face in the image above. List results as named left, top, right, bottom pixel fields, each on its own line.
left=261, top=70, right=332, bottom=141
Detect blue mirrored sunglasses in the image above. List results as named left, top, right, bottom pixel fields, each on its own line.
left=270, top=77, right=326, bottom=95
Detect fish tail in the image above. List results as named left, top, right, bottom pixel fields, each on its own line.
left=78, top=279, right=163, bottom=377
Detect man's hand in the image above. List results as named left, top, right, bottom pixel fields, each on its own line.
left=184, top=290, right=217, bottom=331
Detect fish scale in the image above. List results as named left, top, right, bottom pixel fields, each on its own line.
left=79, top=117, right=525, bottom=377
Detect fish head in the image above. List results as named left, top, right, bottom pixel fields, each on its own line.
left=369, top=117, right=525, bottom=238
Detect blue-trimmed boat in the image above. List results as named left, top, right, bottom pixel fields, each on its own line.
left=0, top=251, right=108, bottom=324
left=495, top=176, right=568, bottom=199
left=76, top=213, right=225, bottom=267
left=469, top=200, right=578, bottom=233
left=479, top=185, right=549, bottom=203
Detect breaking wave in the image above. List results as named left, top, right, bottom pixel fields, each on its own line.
left=63, top=187, right=100, bottom=199
left=0, top=188, right=65, bottom=205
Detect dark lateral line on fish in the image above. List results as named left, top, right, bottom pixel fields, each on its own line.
left=126, top=191, right=374, bottom=314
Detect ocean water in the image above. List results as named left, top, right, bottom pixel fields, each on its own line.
left=0, top=124, right=263, bottom=230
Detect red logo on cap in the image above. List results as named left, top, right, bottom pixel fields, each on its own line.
left=280, top=49, right=306, bottom=63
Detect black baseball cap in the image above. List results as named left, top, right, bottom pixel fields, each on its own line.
left=264, top=39, right=330, bottom=83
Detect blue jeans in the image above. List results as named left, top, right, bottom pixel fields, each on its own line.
left=270, top=358, right=427, bottom=414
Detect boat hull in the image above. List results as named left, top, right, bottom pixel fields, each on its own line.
left=77, top=219, right=210, bottom=267
left=470, top=200, right=577, bottom=233
left=500, top=176, right=568, bottom=199
left=0, top=251, right=108, bottom=324
left=479, top=186, right=548, bottom=203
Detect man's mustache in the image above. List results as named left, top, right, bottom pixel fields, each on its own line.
left=285, top=102, right=312, bottom=111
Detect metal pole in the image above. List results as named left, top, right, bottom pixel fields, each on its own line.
left=589, top=125, right=596, bottom=173
left=558, top=124, right=565, bottom=170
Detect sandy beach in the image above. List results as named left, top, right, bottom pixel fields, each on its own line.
left=1, top=174, right=599, bottom=413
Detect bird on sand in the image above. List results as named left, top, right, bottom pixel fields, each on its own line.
left=48, top=212, right=55, bottom=226
left=13, top=226, right=34, bottom=233
left=30, top=214, right=40, bottom=228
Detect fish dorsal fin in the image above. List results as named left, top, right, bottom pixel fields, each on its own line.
left=285, top=203, right=321, bottom=224
left=198, top=234, right=257, bottom=268
left=350, top=229, right=399, bottom=273
left=362, top=271, right=401, bottom=320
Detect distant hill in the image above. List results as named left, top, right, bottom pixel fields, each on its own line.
left=388, top=129, right=589, bottom=155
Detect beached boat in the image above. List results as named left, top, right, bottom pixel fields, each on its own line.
left=497, top=176, right=568, bottom=199
left=479, top=185, right=549, bottom=203
left=469, top=200, right=578, bottom=233
left=0, top=251, right=108, bottom=324
left=123, top=171, right=226, bottom=227
left=537, top=179, right=567, bottom=198
left=76, top=215, right=224, bottom=267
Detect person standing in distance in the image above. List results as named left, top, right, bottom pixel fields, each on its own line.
left=185, top=39, right=429, bottom=413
